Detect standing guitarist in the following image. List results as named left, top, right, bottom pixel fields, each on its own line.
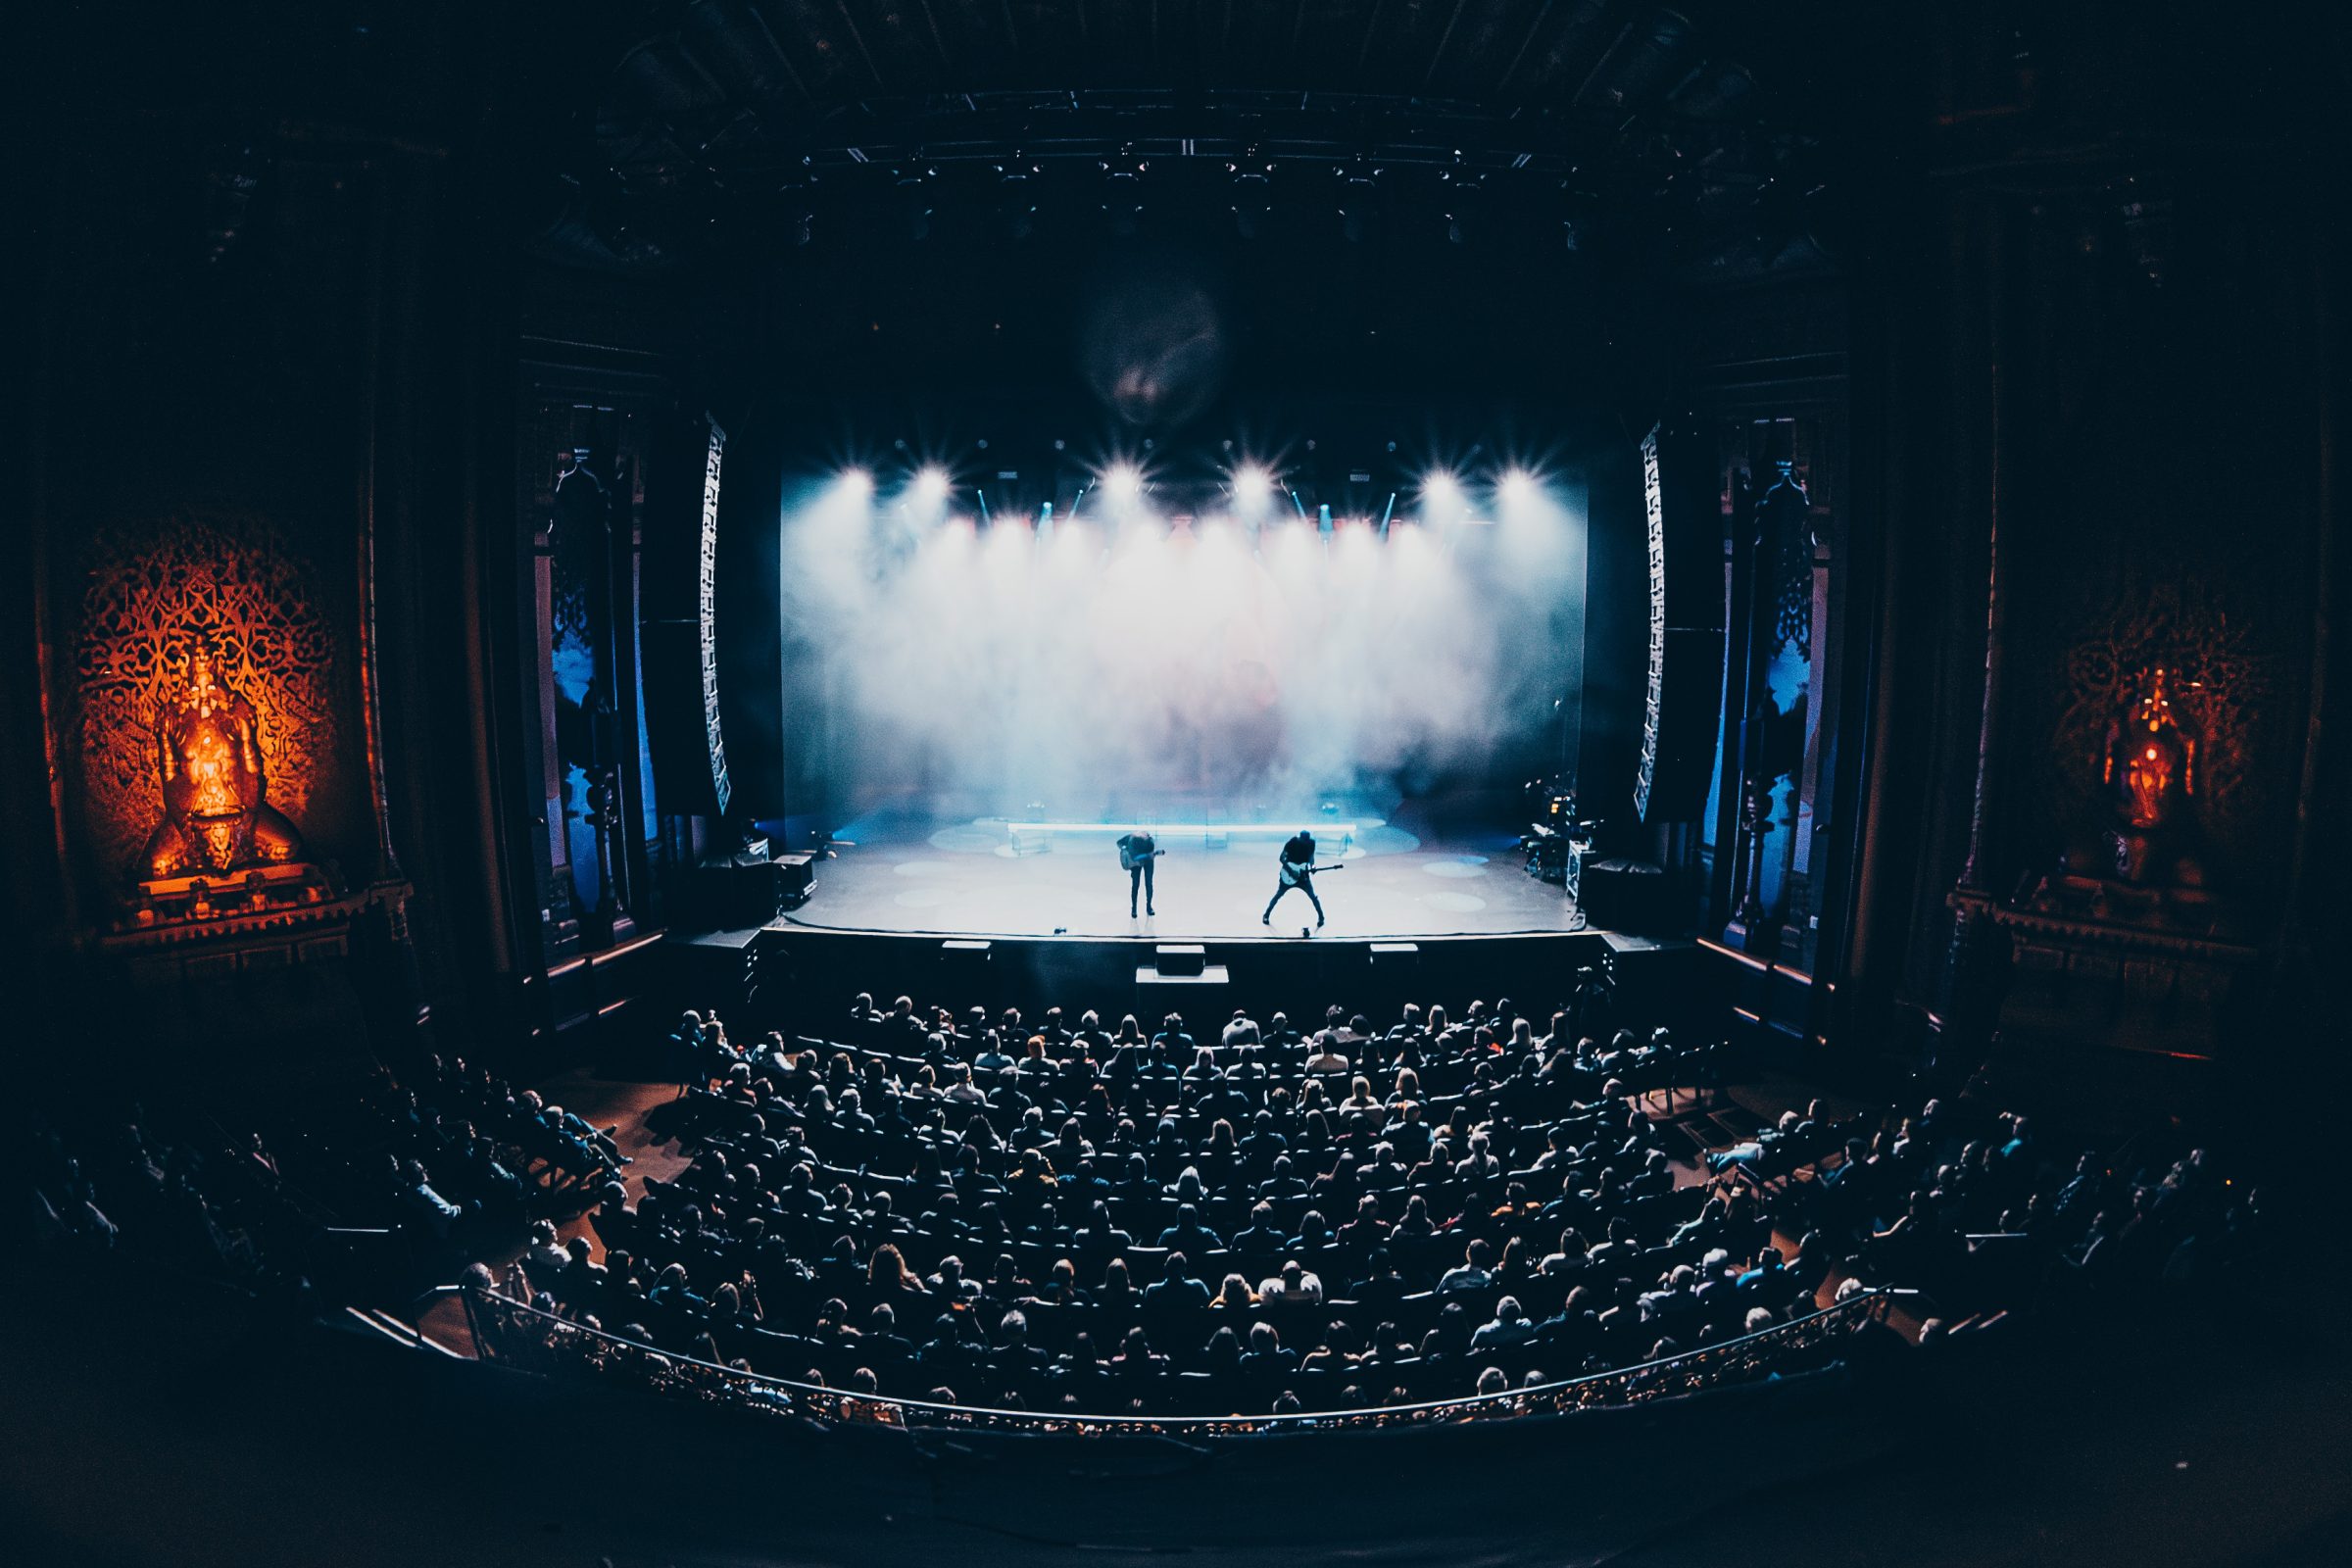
left=1263, top=830, right=1338, bottom=928
left=1118, top=830, right=1164, bottom=917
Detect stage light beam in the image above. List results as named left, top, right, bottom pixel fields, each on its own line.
left=911, top=466, right=952, bottom=504
left=1103, top=463, right=1144, bottom=503
left=1421, top=469, right=1465, bottom=516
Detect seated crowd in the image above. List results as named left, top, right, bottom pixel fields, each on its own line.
left=27, top=1106, right=275, bottom=1275
left=490, top=994, right=1876, bottom=1416
left=24, top=1053, right=632, bottom=1289
left=23, top=983, right=2254, bottom=1425
left=361, top=1060, right=633, bottom=1254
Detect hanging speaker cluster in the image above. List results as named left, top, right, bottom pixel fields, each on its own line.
left=644, top=412, right=734, bottom=820
left=1637, top=420, right=1726, bottom=823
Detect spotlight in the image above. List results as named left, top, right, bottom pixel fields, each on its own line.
left=1232, top=463, right=1273, bottom=502
left=1421, top=469, right=1464, bottom=514
left=1498, top=468, right=1540, bottom=506
left=1103, top=463, right=1144, bottom=502
left=911, top=466, right=952, bottom=503
left=839, top=467, right=874, bottom=497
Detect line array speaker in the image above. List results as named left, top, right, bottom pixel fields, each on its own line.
left=1637, top=420, right=1726, bottom=822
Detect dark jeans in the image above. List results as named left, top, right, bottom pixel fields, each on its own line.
left=1265, top=874, right=1322, bottom=922
left=1129, top=858, right=1154, bottom=913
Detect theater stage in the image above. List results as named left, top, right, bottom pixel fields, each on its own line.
left=775, top=812, right=1583, bottom=942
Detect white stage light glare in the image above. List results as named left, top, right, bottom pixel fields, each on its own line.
left=1103, top=462, right=1144, bottom=502
left=839, top=467, right=875, bottom=498
left=1421, top=469, right=1464, bottom=514
left=1232, top=463, right=1273, bottom=501
left=1498, top=467, right=1540, bottom=505
left=912, top=466, right=952, bottom=503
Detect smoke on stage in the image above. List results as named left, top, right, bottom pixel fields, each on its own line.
left=778, top=473, right=1586, bottom=818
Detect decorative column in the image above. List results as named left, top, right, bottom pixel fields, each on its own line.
left=1940, top=195, right=2011, bottom=1026
left=1722, top=459, right=1814, bottom=952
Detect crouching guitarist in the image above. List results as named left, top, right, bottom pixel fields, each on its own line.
left=1117, top=831, right=1165, bottom=917
left=1263, top=830, right=1344, bottom=928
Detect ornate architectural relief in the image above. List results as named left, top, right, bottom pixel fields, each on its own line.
left=2053, top=583, right=2272, bottom=869
left=74, top=510, right=339, bottom=890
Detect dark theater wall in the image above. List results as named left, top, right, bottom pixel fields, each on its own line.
left=1819, top=6, right=2352, bottom=1109
left=16, top=6, right=609, bottom=1073
left=25, top=128, right=406, bottom=1034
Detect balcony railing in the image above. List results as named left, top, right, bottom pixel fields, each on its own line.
left=462, top=1285, right=1886, bottom=1438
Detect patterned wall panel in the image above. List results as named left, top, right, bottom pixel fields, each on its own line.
left=71, top=509, right=342, bottom=895
left=2049, top=583, right=2278, bottom=879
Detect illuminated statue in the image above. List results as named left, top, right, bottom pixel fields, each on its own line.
left=2092, top=664, right=2205, bottom=888
left=2102, top=665, right=2197, bottom=831
left=142, top=638, right=303, bottom=878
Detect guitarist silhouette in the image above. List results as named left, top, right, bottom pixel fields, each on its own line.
left=1117, top=831, right=1163, bottom=917
left=1263, top=830, right=1340, bottom=928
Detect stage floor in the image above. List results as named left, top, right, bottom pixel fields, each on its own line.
left=778, top=812, right=1583, bottom=941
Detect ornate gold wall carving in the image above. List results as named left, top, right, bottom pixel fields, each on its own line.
left=74, top=510, right=339, bottom=891
left=2055, top=583, right=2273, bottom=870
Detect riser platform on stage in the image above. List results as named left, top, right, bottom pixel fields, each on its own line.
left=676, top=925, right=1703, bottom=1043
